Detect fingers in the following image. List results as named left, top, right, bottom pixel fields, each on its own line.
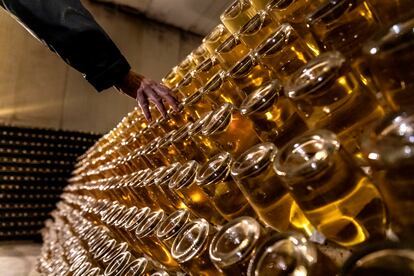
left=137, top=76, right=182, bottom=122
left=136, top=86, right=152, bottom=122
left=144, top=86, right=168, bottom=119
left=151, top=83, right=180, bottom=112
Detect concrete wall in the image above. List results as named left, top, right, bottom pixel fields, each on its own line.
left=0, top=1, right=202, bottom=134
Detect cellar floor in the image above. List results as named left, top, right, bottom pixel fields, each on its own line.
left=0, top=242, right=41, bottom=276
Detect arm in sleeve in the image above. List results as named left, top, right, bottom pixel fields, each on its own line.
left=1, top=0, right=131, bottom=91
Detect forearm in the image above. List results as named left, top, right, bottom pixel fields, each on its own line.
left=1, top=0, right=130, bottom=91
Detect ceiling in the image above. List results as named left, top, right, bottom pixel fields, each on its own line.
left=93, top=0, right=234, bottom=36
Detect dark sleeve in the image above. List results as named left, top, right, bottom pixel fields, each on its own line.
left=1, top=0, right=131, bottom=92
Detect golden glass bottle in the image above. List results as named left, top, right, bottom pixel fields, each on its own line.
left=254, top=24, right=316, bottom=84
left=201, top=103, right=261, bottom=158
left=101, top=241, right=129, bottom=265
left=341, top=242, right=414, bottom=276
left=253, top=0, right=323, bottom=56
left=170, top=123, right=208, bottom=163
left=274, top=130, right=387, bottom=247
left=203, top=24, right=231, bottom=56
left=142, top=137, right=169, bottom=168
left=231, top=143, right=314, bottom=235
left=119, top=207, right=151, bottom=253
left=123, top=169, right=153, bottom=207
left=238, top=10, right=279, bottom=49
left=156, top=131, right=186, bottom=165
left=155, top=163, right=188, bottom=211
left=203, top=70, right=246, bottom=107
left=240, top=80, right=308, bottom=147
left=228, top=53, right=276, bottom=95
left=104, top=251, right=131, bottom=276
left=136, top=127, right=157, bottom=149
left=157, top=107, right=188, bottom=134
left=145, top=167, right=178, bottom=214
left=168, top=161, right=226, bottom=226
left=176, top=72, right=203, bottom=99
left=286, top=51, right=385, bottom=164
left=137, top=167, right=166, bottom=211
left=193, top=56, right=222, bottom=86
left=367, top=0, right=413, bottom=26
left=182, top=90, right=216, bottom=120
left=196, top=152, right=256, bottom=220
left=361, top=17, right=414, bottom=111
left=177, top=55, right=197, bottom=77
left=191, top=45, right=211, bottom=66
left=362, top=111, right=414, bottom=240
left=215, top=35, right=250, bottom=70
left=162, top=66, right=183, bottom=89
left=221, top=0, right=258, bottom=34
left=134, top=210, right=181, bottom=271
left=148, top=120, right=167, bottom=139
left=307, top=0, right=381, bottom=58
left=247, top=232, right=337, bottom=276
left=209, top=217, right=268, bottom=275
left=122, top=257, right=156, bottom=276
left=187, top=112, right=223, bottom=155
left=156, top=209, right=192, bottom=250
left=110, top=206, right=142, bottom=243
left=171, top=219, right=224, bottom=276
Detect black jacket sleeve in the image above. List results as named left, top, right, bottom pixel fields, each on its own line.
left=1, top=0, right=131, bottom=91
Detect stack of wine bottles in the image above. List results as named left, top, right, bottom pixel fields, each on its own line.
left=39, top=0, right=414, bottom=275
left=0, top=125, right=100, bottom=241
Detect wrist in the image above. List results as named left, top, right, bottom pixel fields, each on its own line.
left=115, top=70, right=143, bottom=98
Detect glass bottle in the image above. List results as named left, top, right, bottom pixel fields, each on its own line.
left=134, top=210, right=181, bottom=271
left=155, top=163, right=188, bottom=211
left=238, top=10, right=279, bottom=49
left=193, top=56, right=223, bottom=86
left=240, top=80, right=307, bottom=147
left=341, top=242, right=414, bottom=276
left=362, top=111, right=414, bottom=239
left=247, top=232, right=337, bottom=276
left=182, top=90, right=216, bottom=120
left=254, top=24, right=316, bottom=84
left=201, top=103, right=261, bottom=158
left=307, top=0, right=381, bottom=58
left=191, top=45, right=210, bottom=68
left=285, top=51, right=385, bottom=164
left=123, top=257, right=156, bottom=276
left=176, top=72, right=203, bottom=99
left=104, top=251, right=132, bottom=276
left=203, top=70, right=246, bottom=107
left=228, top=52, right=276, bottom=95
left=171, top=219, right=224, bottom=276
left=196, top=152, right=256, bottom=220
left=170, top=123, right=209, bottom=163
left=231, top=142, right=314, bottom=235
left=274, top=129, right=387, bottom=247
left=220, top=0, right=258, bottom=34
left=203, top=24, right=231, bottom=56
left=367, top=0, right=413, bottom=26
left=156, top=209, right=192, bottom=250
left=162, top=66, right=183, bottom=89
left=209, top=216, right=268, bottom=275
left=168, top=161, right=227, bottom=226
left=361, top=17, right=414, bottom=111
left=215, top=35, right=250, bottom=70
left=187, top=112, right=224, bottom=158
left=145, top=167, right=178, bottom=214
left=156, top=131, right=185, bottom=165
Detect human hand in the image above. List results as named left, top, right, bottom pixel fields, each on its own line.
left=116, top=70, right=180, bottom=122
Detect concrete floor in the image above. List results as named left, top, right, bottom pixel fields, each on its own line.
left=0, top=242, right=41, bottom=276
